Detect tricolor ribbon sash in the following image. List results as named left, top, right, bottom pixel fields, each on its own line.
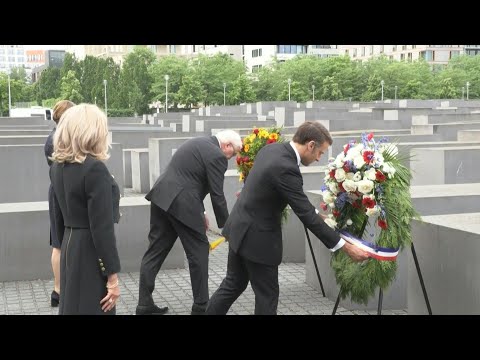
left=339, top=231, right=399, bottom=261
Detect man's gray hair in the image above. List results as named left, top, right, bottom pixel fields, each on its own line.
left=215, top=129, right=242, bottom=149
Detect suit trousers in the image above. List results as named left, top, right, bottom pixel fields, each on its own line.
left=206, top=246, right=279, bottom=315
left=138, top=203, right=210, bottom=306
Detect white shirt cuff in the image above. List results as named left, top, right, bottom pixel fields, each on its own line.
left=315, top=208, right=319, bottom=214
left=330, top=238, right=346, bottom=252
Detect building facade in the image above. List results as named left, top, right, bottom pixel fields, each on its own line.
left=337, top=45, right=465, bottom=66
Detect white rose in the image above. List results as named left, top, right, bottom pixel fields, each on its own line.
left=363, top=168, right=377, bottom=181
left=345, top=172, right=354, bottom=180
left=328, top=182, right=340, bottom=194
left=342, top=179, right=357, bottom=192
left=353, top=155, right=365, bottom=169
left=334, top=168, right=346, bottom=182
left=366, top=205, right=381, bottom=217
left=353, top=171, right=362, bottom=182
left=324, top=217, right=337, bottom=229
left=356, top=179, right=374, bottom=194
left=322, top=191, right=336, bottom=204
left=346, top=219, right=353, bottom=226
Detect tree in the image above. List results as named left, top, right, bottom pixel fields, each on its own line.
left=150, top=55, right=189, bottom=109
left=34, top=67, right=61, bottom=105
left=60, top=70, right=84, bottom=103
left=229, top=73, right=256, bottom=104
left=119, top=47, right=156, bottom=114
left=177, top=71, right=205, bottom=107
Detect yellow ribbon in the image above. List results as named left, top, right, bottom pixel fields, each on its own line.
left=209, top=237, right=225, bottom=251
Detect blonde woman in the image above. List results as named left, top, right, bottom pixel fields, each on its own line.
left=50, top=103, right=121, bottom=315
left=44, top=100, right=75, bottom=307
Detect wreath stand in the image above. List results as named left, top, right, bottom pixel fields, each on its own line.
left=330, top=219, right=433, bottom=315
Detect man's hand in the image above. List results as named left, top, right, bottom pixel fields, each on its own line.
left=204, top=213, right=209, bottom=231
left=341, top=241, right=370, bottom=262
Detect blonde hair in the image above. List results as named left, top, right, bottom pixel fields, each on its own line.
left=52, top=100, right=75, bottom=124
left=52, top=103, right=110, bottom=163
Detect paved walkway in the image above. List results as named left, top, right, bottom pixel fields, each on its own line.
left=0, top=231, right=407, bottom=315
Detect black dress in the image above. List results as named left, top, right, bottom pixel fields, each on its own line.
left=44, top=128, right=61, bottom=248
left=50, top=156, right=121, bottom=315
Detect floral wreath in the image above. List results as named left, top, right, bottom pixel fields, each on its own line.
left=321, top=132, right=419, bottom=304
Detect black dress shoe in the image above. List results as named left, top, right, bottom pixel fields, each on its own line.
left=51, top=290, right=60, bottom=307
left=191, top=302, right=207, bottom=315
left=135, top=304, right=169, bottom=315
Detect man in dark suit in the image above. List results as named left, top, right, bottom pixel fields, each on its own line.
left=136, top=130, right=242, bottom=315
left=206, top=121, right=370, bottom=315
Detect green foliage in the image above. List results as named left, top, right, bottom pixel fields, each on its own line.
left=107, top=108, right=136, bottom=117
left=229, top=73, right=256, bottom=104
left=60, top=70, right=84, bottom=103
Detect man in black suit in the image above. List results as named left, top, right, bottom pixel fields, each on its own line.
left=206, top=121, right=370, bottom=315
left=136, top=130, right=242, bottom=315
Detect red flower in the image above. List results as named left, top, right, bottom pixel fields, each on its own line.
left=367, top=132, right=374, bottom=141
left=363, top=150, right=374, bottom=164
left=243, top=156, right=250, bottom=162
left=253, top=128, right=259, bottom=135
left=267, top=138, right=276, bottom=144
left=320, top=202, right=328, bottom=211
left=343, top=164, right=350, bottom=172
left=362, top=197, right=376, bottom=208
left=329, top=170, right=336, bottom=178
left=333, top=210, right=340, bottom=217
left=236, top=156, right=242, bottom=165
left=338, top=182, right=345, bottom=192
left=378, top=219, right=388, bottom=229
left=375, top=170, right=386, bottom=182
left=343, top=143, right=350, bottom=155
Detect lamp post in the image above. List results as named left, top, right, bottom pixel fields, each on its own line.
left=381, top=80, right=384, bottom=101
left=394, top=85, right=398, bottom=100
left=288, top=78, right=291, bottom=101
left=466, top=81, right=470, bottom=101
left=103, top=79, right=107, bottom=117
left=94, top=96, right=97, bottom=105
left=7, top=73, right=12, bottom=116
left=462, top=87, right=465, bottom=100
left=223, top=82, right=226, bottom=106
left=312, top=84, right=315, bottom=101
left=164, top=74, right=169, bottom=113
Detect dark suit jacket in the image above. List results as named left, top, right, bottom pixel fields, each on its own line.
left=146, top=136, right=229, bottom=234
left=223, top=142, right=340, bottom=266
left=50, top=156, right=121, bottom=276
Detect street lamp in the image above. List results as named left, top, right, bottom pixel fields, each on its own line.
left=288, top=78, right=292, bottom=101
left=103, top=79, right=107, bottom=117
left=380, top=80, right=385, bottom=101
left=312, top=84, right=315, bottom=101
left=164, top=74, right=169, bottom=113
left=7, top=73, right=12, bottom=116
left=223, top=82, right=226, bottom=106
left=466, top=81, right=470, bottom=101
left=462, top=86, right=465, bottom=100
left=394, top=85, right=398, bottom=100
left=94, top=96, right=97, bottom=105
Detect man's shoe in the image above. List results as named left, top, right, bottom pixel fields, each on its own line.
left=191, top=302, right=207, bottom=315
left=135, top=304, right=169, bottom=315
left=51, top=290, right=60, bottom=307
